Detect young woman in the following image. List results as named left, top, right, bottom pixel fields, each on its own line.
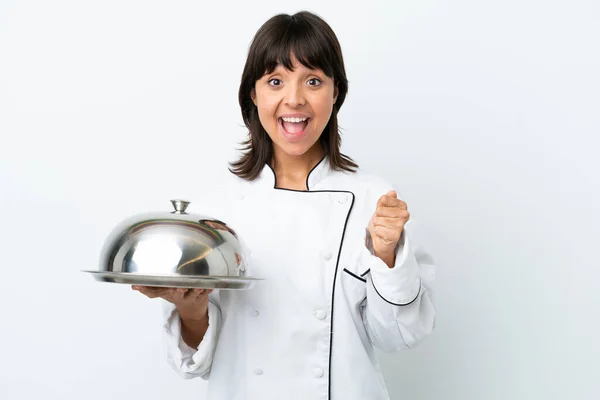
left=133, top=11, right=436, bottom=399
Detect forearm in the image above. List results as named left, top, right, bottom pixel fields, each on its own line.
left=163, top=300, right=222, bottom=380
left=360, top=226, right=436, bottom=351
left=179, top=309, right=209, bottom=349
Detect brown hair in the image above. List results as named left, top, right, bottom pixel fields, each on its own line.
left=229, top=11, right=358, bottom=180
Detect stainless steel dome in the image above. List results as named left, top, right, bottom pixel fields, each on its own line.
left=83, top=200, right=258, bottom=290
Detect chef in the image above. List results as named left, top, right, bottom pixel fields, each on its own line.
left=133, top=11, right=436, bottom=400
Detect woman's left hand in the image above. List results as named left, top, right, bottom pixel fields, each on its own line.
left=367, top=190, right=410, bottom=268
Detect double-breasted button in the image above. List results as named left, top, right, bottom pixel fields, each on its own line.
left=314, top=309, right=327, bottom=320
left=313, top=368, right=324, bottom=378
left=254, top=368, right=263, bottom=376
left=324, top=252, right=332, bottom=261
left=250, top=309, right=259, bottom=317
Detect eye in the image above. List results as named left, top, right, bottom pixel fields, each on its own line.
left=307, top=78, right=322, bottom=86
left=268, top=78, right=282, bottom=87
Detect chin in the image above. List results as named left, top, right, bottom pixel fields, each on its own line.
left=281, top=145, right=311, bottom=157
left=273, top=141, right=314, bottom=157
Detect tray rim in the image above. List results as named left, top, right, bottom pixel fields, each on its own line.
left=81, top=270, right=262, bottom=281
left=82, top=270, right=261, bottom=289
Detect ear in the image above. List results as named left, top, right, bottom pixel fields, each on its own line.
left=333, top=85, right=339, bottom=104
left=250, top=88, right=257, bottom=106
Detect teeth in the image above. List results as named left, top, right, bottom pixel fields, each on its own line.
left=281, top=117, right=308, bottom=123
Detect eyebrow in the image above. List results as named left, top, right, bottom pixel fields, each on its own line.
left=268, top=66, right=325, bottom=76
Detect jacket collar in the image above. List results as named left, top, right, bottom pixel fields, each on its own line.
left=258, top=155, right=330, bottom=191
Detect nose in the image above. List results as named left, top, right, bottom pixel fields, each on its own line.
left=284, top=83, right=306, bottom=107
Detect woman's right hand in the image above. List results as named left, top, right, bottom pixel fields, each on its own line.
left=132, top=285, right=213, bottom=321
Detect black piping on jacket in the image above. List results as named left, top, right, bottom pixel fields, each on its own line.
left=264, top=157, right=355, bottom=399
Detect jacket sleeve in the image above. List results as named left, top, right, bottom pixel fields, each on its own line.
left=359, top=218, right=436, bottom=352
left=161, top=291, right=222, bottom=379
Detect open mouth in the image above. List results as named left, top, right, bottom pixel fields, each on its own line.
left=279, top=117, right=310, bottom=136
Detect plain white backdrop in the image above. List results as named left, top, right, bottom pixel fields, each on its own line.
left=1, top=0, right=598, bottom=399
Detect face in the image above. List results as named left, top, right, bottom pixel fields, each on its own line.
left=251, top=55, right=338, bottom=160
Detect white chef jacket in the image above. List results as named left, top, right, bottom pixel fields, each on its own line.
left=161, top=156, right=436, bottom=400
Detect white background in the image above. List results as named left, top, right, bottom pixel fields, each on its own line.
left=1, top=0, right=598, bottom=399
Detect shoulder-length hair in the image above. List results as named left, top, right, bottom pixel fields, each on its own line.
left=229, top=11, right=358, bottom=180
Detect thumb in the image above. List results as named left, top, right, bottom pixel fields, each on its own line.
left=386, top=190, right=397, bottom=198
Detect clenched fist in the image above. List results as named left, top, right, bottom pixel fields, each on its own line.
left=367, top=190, right=410, bottom=268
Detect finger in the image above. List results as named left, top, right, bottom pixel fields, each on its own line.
left=373, top=216, right=408, bottom=229
left=136, top=286, right=166, bottom=298
left=374, top=225, right=402, bottom=244
left=378, top=195, right=405, bottom=208
left=133, top=285, right=156, bottom=294
left=139, top=286, right=182, bottom=299
left=132, top=285, right=156, bottom=291
left=376, top=206, right=410, bottom=218
left=192, top=288, right=214, bottom=296
left=185, top=289, right=203, bottom=299
left=135, top=285, right=168, bottom=292
left=179, top=288, right=207, bottom=302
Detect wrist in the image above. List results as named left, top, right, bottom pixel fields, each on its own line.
left=375, top=251, right=396, bottom=268
left=178, top=306, right=209, bottom=323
